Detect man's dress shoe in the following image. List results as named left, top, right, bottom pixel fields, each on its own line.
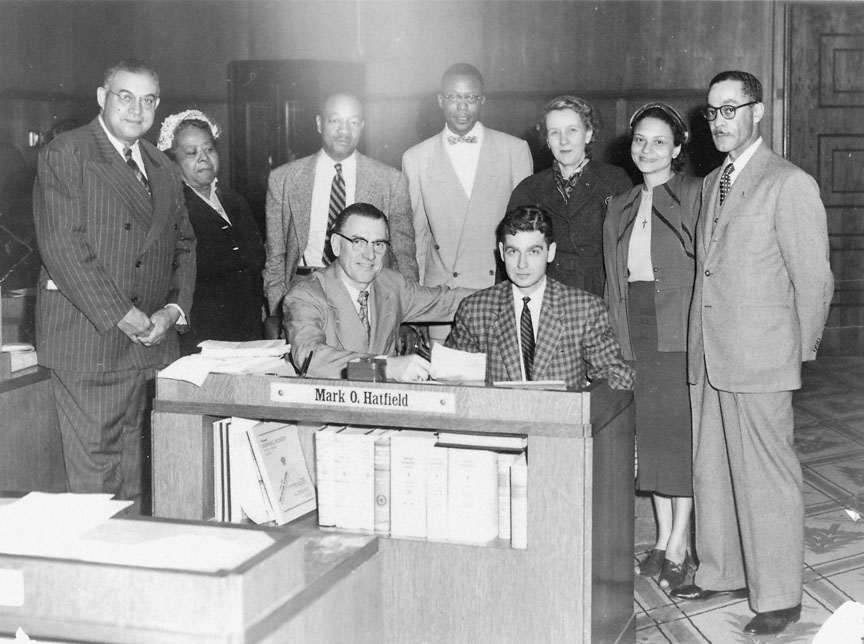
left=744, top=605, right=801, bottom=636
left=669, top=584, right=747, bottom=601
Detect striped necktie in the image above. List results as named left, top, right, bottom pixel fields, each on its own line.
left=124, top=147, right=150, bottom=196
left=323, top=163, right=346, bottom=264
left=520, top=296, right=535, bottom=380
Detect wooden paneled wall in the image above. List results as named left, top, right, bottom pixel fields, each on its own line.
left=0, top=0, right=776, bottom=174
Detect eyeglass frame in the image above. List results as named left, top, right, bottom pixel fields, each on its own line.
left=702, top=100, right=759, bottom=122
left=331, top=231, right=391, bottom=255
left=440, top=93, right=484, bottom=105
left=106, top=89, right=159, bottom=111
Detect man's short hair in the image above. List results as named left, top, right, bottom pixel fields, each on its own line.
left=709, top=70, right=763, bottom=103
left=332, top=202, right=390, bottom=237
left=103, top=59, right=160, bottom=92
left=318, top=92, right=364, bottom=117
left=496, top=205, right=554, bottom=246
left=440, top=63, right=484, bottom=93
left=536, top=95, right=602, bottom=156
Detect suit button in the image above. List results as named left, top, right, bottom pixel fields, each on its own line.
left=489, top=270, right=494, bottom=276
left=704, top=270, right=711, bottom=277
left=453, top=271, right=459, bottom=278
left=434, top=244, right=440, bottom=250
left=653, top=267, right=659, bottom=272
left=131, top=296, right=139, bottom=304
left=123, top=223, right=132, bottom=230
left=135, top=260, right=142, bottom=268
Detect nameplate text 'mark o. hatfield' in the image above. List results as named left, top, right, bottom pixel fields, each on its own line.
left=270, top=382, right=456, bottom=414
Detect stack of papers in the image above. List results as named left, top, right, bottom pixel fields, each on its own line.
left=159, top=339, right=291, bottom=386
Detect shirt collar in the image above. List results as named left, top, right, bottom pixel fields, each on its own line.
left=725, top=136, right=762, bottom=176
left=318, top=149, right=357, bottom=174
left=337, top=265, right=369, bottom=305
left=511, top=275, right=547, bottom=303
left=98, top=114, right=141, bottom=157
left=443, top=122, right=484, bottom=143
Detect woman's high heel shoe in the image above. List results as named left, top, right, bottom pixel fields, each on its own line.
left=637, top=548, right=665, bottom=576
left=659, top=552, right=692, bottom=590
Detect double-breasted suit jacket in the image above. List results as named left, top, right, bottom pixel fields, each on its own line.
left=263, top=151, right=418, bottom=313
left=603, top=173, right=702, bottom=360
left=508, top=161, right=632, bottom=297
left=402, top=128, right=532, bottom=290
left=179, top=184, right=265, bottom=355
left=445, top=278, right=634, bottom=389
left=286, top=264, right=471, bottom=380
left=34, top=118, right=196, bottom=372
left=688, top=143, right=833, bottom=392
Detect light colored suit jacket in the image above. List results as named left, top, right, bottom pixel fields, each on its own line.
left=263, top=151, right=418, bottom=313
left=687, top=143, right=834, bottom=392
left=446, top=278, right=634, bottom=389
left=402, top=127, right=532, bottom=289
left=33, top=118, right=196, bottom=372
left=286, top=264, right=471, bottom=379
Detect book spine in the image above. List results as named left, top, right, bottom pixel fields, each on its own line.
left=315, top=427, right=338, bottom=527
left=446, top=448, right=499, bottom=544
left=510, top=454, right=528, bottom=549
left=497, top=452, right=520, bottom=540
left=426, top=445, right=449, bottom=541
left=374, top=432, right=392, bottom=534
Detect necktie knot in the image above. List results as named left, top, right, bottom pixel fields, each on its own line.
left=124, top=147, right=150, bottom=196
left=719, top=163, right=735, bottom=205
left=520, top=296, right=535, bottom=381
left=357, top=290, right=371, bottom=337
left=447, top=134, right=478, bottom=145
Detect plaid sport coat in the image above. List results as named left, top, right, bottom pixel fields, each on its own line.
left=445, top=277, right=634, bottom=389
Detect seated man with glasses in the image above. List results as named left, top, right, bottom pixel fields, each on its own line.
left=285, top=203, right=472, bottom=381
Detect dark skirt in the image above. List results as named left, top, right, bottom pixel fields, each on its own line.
left=628, top=281, right=693, bottom=497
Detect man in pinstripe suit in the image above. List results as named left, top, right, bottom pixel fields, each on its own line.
left=33, top=60, right=196, bottom=513
left=446, top=206, right=633, bottom=390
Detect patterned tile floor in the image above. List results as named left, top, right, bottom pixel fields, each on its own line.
left=634, top=357, right=864, bottom=643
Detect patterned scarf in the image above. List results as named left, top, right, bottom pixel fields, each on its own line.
left=553, top=158, right=590, bottom=203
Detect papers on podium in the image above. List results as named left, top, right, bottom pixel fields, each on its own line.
left=159, top=339, right=290, bottom=386
left=430, top=343, right=486, bottom=382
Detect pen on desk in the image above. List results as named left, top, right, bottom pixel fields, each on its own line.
left=299, top=351, right=313, bottom=378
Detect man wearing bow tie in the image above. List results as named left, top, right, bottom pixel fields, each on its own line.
left=402, top=63, right=533, bottom=343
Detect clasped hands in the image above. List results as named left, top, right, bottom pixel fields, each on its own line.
left=117, top=306, right=180, bottom=347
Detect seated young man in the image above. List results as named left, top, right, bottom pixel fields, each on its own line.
left=446, top=205, right=634, bottom=389
left=286, top=202, right=472, bottom=382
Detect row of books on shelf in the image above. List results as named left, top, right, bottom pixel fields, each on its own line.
left=212, top=417, right=528, bottom=549
left=316, top=426, right=529, bottom=549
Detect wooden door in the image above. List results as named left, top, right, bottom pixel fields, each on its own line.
left=227, top=60, right=364, bottom=237
left=789, top=3, right=864, bottom=355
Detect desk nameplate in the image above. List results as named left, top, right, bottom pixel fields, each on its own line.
left=270, top=382, right=456, bottom=415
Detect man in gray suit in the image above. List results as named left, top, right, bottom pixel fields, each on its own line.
left=33, top=60, right=196, bottom=513
left=671, top=71, right=834, bottom=637
left=402, top=63, right=532, bottom=343
left=263, top=93, right=418, bottom=322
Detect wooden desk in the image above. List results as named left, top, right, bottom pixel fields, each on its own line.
left=0, top=366, right=65, bottom=493
left=152, top=375, right=635, bottom=644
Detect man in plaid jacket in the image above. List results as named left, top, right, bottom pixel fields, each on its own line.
left=446, top=205, right=633, bottom=390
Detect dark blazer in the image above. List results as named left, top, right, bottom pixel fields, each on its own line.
left=263, top=151, right=418, bottom=314
left=688, top=143, right=833, bottom=392
left=286, top=264, right=471, bottom=379
left=508, top=161, right=632, bottom=297
left=445, top=278, right=634, bottom=389
left=33, top=118, right=196, bottom=372
left=179, top=183, right=266, bottom=355
left=603, top=173, right=702, bottom=360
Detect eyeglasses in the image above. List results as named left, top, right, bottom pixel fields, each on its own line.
left=702, top=100, right=758, bottom=122
left=441, top=93, right=484, bottom=105
left=332, top=232, right=391, bottom=254
left=106, top=90, right=159, bottom=110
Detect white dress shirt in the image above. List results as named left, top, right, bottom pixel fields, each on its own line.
left=628, top=188, right=655, bottom=282
left=511, top=277, right=546, bottom=380
left=305, top=151, right=358, bottom=267
left=443, top=122, right=484, bottom=198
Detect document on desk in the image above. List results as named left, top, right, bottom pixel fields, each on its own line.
left=430, top=343, right=486, bottom=382
left=0, top=492, right=131, bottom=555
left=159, top=354, right=292, bottom=387
left=197, top=339, right=289, bottom=358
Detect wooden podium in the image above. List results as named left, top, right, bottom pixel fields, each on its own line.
left=152, top=374, right=635, bottom=644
